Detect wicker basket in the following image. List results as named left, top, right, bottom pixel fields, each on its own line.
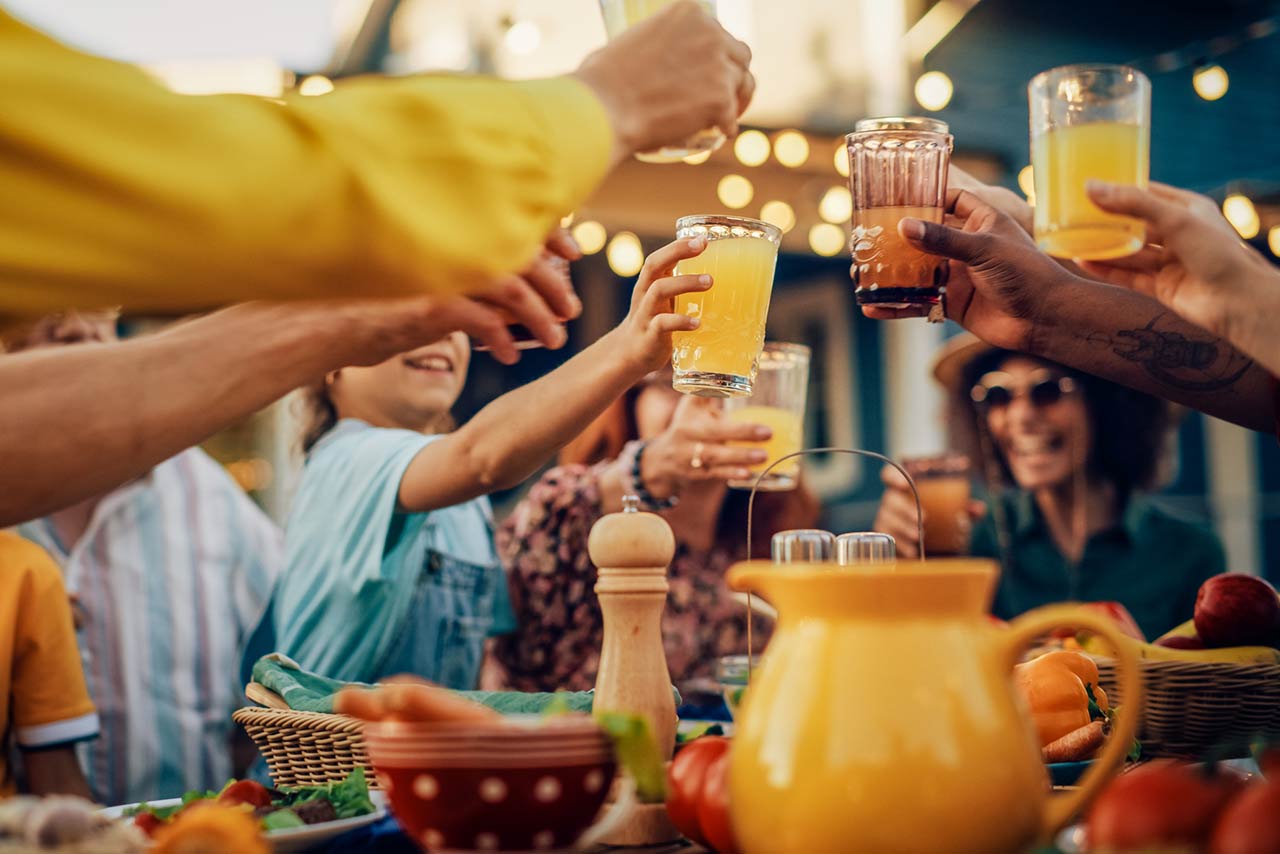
left=233, top=706, right=375, bottom=789
left=1095, top=658, right=1280, bottom=759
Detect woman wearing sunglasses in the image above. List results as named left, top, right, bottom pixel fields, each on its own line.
left=874, top=334, right=1225, bottom=639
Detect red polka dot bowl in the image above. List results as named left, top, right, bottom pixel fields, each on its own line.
left=364, top=715, right=624, bottom=852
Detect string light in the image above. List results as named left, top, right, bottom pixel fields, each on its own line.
left=1269, top=225, right=1280, bottom=257
left=819, top=186, right=853, bottom=224
left=298, top=75, right=334, bottom=96
left=808, top=223, right=846, bottom=257
left=717, top=174, right=755, bottom=209
left=1222, top=194, right=1260, bottom=239
left=773, top=131, right=810, bottom=168
left=760, top=200, right=796, bottom=234
left=606, top=232, right=644, bottom=276
left=572, top=220, right=607, bottom=255
left=834, top=144, right=850, bottom=178
left=1192, top=64, right=1229, bottom=101
left=734, top=130, right=771, bottom=167
left=914, top=70, right=953, bottom=111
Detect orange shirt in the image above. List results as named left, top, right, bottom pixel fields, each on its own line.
left=0, top=532, right=98, bottom=796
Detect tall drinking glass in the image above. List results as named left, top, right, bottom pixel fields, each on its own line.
left=1029, top=64, right=1151, bottom=261
left=723, top=342, right=810, bottom=491
left=903, top=453, right=972, bottom=556
left=671, top=215, right=781, bottom=397
left=597, top=0, right=725, bottom=163
left=846, top=117, right=953, bottom=308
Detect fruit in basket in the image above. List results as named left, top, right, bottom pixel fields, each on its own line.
left=666, top=736, right=739, bottom=853
left=1194, top=574, right=1280, bottom=648
left=1086, top=760, right=1245, bottom=852
left=1013, top=651, right=1108, bottom=748
left=1155, top=634, right=1205, bottom=650
left=1079, top=632, right=1280, bottom=665
left=1209, top=780, right=1280, bottom=854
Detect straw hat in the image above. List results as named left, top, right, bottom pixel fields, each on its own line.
left=930, top=332, right=1001, bottom=393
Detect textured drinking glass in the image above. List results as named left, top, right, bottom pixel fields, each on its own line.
left=597, top=0, right=725, bottom=163
left=723, top=342, right=810, bottom=491
left=903, top=453, right=972, bottom=556
left=846, top=117, right=953, bottom=308
left=1029, top=64, right=1151, bottom=261
left=671, top=215, right=781, bottom=397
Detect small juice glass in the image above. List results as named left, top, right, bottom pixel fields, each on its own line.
left=597, top=0, right=725, bottom=162
left=845, top=117, right=954, bottom=308
left=671, top=215, right=781, bottom=397
left=903, top=453, right=972, bottom=556
left=723, top=342, right=810, bottom=490
left=1029, top=63, right=1151, bottom=261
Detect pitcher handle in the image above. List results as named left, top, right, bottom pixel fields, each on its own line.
left=999, top=604, right=1144, bottom=844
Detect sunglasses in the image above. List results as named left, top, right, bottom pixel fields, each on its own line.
left=970, top=371, right=1078, bottom=409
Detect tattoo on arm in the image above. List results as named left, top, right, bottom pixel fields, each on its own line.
left=1085, top=314, right=1254, bottom=393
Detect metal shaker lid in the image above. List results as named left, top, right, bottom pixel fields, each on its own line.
left=835, top=532, right=897, bottom=565
left=771, top=529, right=835, bottom=563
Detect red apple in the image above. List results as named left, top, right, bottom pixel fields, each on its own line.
left=1194, top=574, right=1280, bottom=648
left=1155, top=634, right=1206, bottom=650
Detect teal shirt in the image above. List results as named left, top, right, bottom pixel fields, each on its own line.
left=970, top=492, right=1224, bottom=639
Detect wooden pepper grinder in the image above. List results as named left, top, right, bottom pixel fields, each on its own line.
left=590, top=494, right=679, bottom=845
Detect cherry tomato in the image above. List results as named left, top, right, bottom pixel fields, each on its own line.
left=1087, top=761, right=1244, bottom=851
left=666, top=737, right=729, bottom=847
left=696, top=749, right=740, bottom=854
left=1210, top=781, right=1280, bottom=854
left=133, top=812, right=165, bottom=838
left=217, top=779, right=273, bottom=809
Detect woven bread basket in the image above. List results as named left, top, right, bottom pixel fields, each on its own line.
left=1095, top=658, right=1280, bottom=759
left=234, top=683, right=375, bottom=789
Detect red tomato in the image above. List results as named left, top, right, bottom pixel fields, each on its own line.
left=133, top=812, right=164, bottom=838
left=696, top=749, right=740, bottom=854
left=666, top=737, right=731, bottom=850
left=1210, top=781, right=1280, bottom=854
left=217, top=779, right=273, bottom=809
left=1087, top=761, right=1244, bottom=851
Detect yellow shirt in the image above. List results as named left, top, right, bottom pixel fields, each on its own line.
left=0, top=9, right=613, bottom=319
left=0, top=532, right=98, bottom=796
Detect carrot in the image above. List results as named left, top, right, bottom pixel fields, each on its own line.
left=334, top=686, right=388, bottom=721
left=378, top=676, right=500, bottom=724
left=1042, top=720, right=1106, bottom=764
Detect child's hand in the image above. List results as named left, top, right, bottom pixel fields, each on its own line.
left=614, top=236, right=713, bottom=373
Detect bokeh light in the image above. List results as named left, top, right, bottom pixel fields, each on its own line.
left=760, top=200, right=796, bottom=234
left=819, top=186, right=853, bottom=223
left=572, top=220, right=607, bottom=255
left=717, top=174, right=755, bottom=209
left=773, top=131, right=810, bottom=168
left=808, top=222, right=846, bottom=257
left=914, top=70, right=953, bottom=111
left=1192, top=64, right=1229, bottom=101
left=606, top=232, right=644, bottom=276
left=734, top=130, right=771, bottom=167
left=1223, top=194, right=1260, bottom=239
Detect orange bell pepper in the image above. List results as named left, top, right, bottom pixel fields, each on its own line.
left=1013, top=650, right=1110, bottom=747
left=153, top=804, right=269, bottom=854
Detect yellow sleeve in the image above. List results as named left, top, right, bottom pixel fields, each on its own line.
left=6, top=536, right=98, bottom=746
left=0, top=10, right=613, bottom=319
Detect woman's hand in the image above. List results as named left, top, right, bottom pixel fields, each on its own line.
left=640, top=396, right=771, bottom=499
left=872, top=465, right=984, bottom=559
left=613, top=236, right=714, bottom=373
left=1079, top=181, right=1280, bottom=350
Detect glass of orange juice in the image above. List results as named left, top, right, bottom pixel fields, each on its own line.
left=845, top=117, right=953, bottom=308
left=672, top=215, right=781, bottom=397
left=597, top=0, right=725, bottom=162
left=903, top=453, right=972, bottom=556
left=723, top=342, right=809, bottom=491
left=1029, top=64, right=1151, bottom=261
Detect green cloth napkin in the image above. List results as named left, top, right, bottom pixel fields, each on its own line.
left=251, top=654, right=595, bottom=715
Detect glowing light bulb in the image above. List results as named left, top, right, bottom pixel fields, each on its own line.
left=298, top=75, right=334, bottom=96
left=1193, top=64, right=1229, bottom=101
left=734, top=130, right=771, bottom=167
left=572, top=220, right=607, bottom=255
left=760, top=200, right=796, bottom=234
left=1269, top=225, right=1280, bottom=258
left=606, top=232, right=644, bottom=276
left=1223, top=194, right=1260, bottom=239
left=914, top=70, right=953, bottom=111
left=808, top=223, right=845, bottom=257
left=717, top=174, right=754, bottom=209
left=834, top=144, right=850, bottom=178
left=819, top=186, right=853, bottom=224
left=773, top=131, right=810, bottom=168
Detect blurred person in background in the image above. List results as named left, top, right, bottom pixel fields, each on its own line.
left=487, top=372, right=820, bottom=694
left=0, top=533, right=97, bottom=799
left=875, top=335, right=1223, bottom=639
left=8, top=311, right=282, bottom=806
left=863, top=173, right=1276, bottom=435
left=0, top=1, right=752, bottom=317
left=273, top=238, right=724, bottom=690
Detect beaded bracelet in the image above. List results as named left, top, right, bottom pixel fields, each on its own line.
left=628, top=439, right=679, bottom=511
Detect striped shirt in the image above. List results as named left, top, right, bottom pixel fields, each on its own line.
left=20, top=448, right=281, bottom=805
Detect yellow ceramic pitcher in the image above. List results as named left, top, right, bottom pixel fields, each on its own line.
left=727, top=559, right=1142, bottom=854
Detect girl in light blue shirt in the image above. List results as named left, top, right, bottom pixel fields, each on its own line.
left=270, top=236, right=766, bottom=689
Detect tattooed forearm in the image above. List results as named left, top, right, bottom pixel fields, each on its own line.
left=1085, top=314, right=1254, bottom=393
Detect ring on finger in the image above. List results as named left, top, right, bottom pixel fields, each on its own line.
left=691, top=442, right=706, bottom=470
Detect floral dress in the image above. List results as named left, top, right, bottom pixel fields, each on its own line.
left=487, top=463, right=773, bottom=692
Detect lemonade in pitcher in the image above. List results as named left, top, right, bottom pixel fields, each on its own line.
left=672, top=216, right=781, bottom=397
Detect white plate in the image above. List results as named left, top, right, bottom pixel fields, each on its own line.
left=100, top=791, right=387, bottom=852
